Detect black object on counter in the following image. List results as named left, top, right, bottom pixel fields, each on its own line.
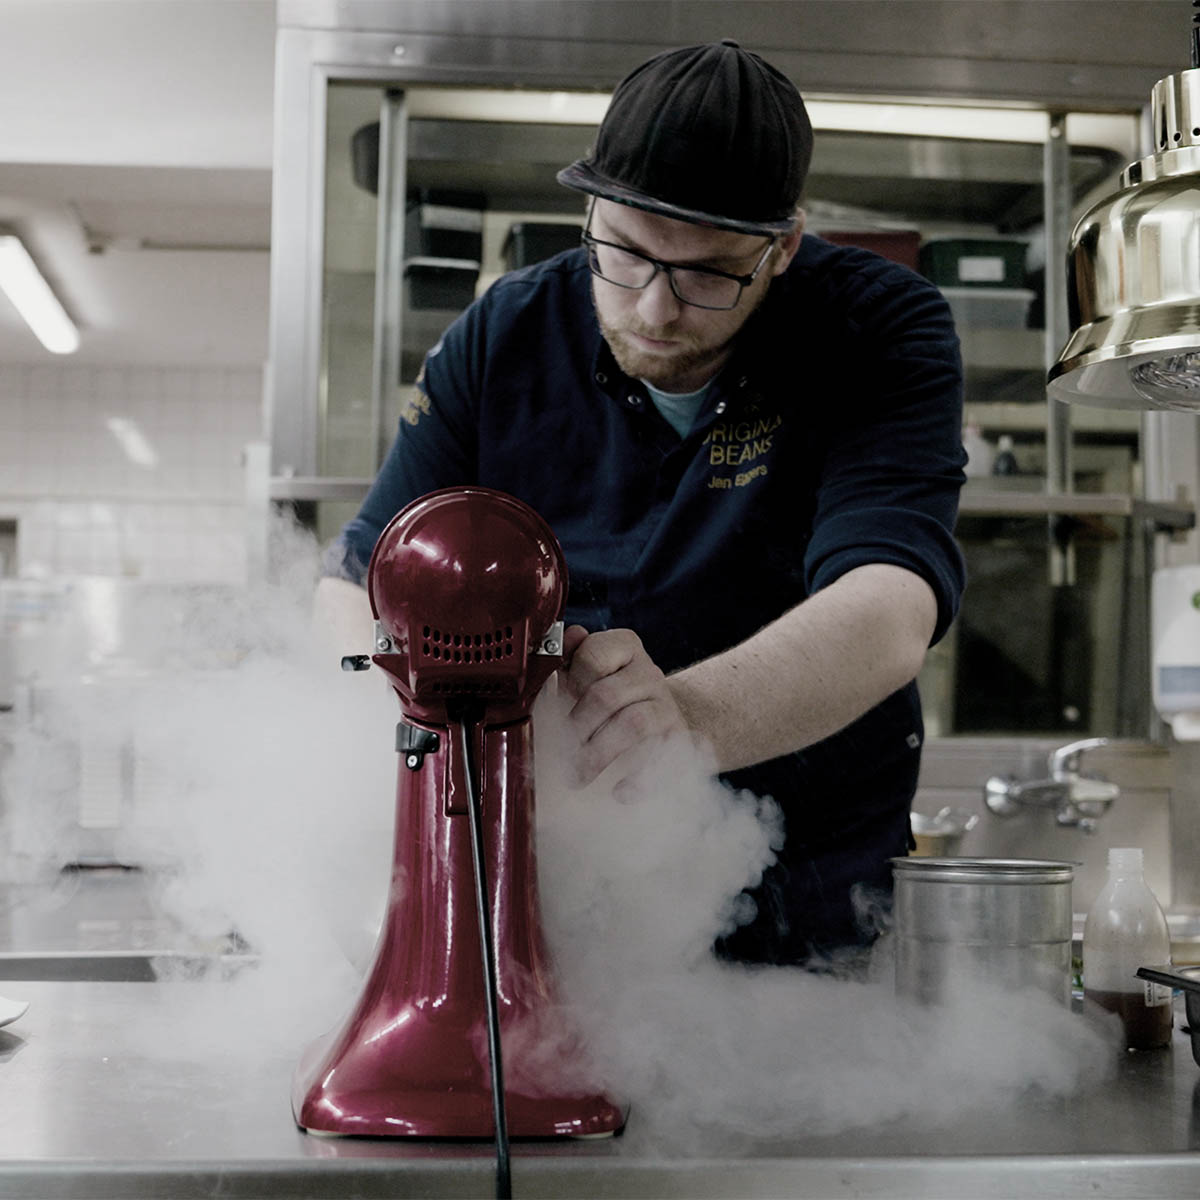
left=1138, top=965, right=1200, bottom=1066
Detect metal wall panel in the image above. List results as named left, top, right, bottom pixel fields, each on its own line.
left=278, top=0, right=1186, bottom=109
left=917, top=737, right=1173, bottom=909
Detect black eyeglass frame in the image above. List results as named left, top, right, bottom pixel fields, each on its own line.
left=580, top=217, right=777, bottom=311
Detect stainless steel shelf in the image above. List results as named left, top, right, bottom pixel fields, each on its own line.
left=269, top=476, right=373, bottom=502
left=963, top=400, right=1143, bottom=434
left=266, top=479, right=1196, bottom=532
left=958, top=488, right=1196, bottom=530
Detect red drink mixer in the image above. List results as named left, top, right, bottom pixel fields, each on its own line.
left=292, top=487, right=625, bottom=1164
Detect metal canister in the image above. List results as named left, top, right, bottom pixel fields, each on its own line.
left=891, top=857, right=1075, bottom=1006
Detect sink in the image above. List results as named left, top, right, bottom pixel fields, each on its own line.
left=0, top=950, right=257, bottom=982
left=0, top=951, right=158, bottom=982
left=0, top=867, right=254, bottom=981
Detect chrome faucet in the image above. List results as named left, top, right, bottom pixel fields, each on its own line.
left=984, top=736, right=1119, bottom=834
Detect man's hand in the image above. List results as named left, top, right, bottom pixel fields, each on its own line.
left=559, top=625, right=690, bottom=786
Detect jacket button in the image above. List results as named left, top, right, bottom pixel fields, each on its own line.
left=715, top=401, right=728, bottom=414
left=595, top=372, right=607, bottom=385
left=626, top=394, right=642, bottom=408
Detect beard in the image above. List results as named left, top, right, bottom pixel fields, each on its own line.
left=597, top=315, right=731, bottom=391
left=592, top=270, right=774, bottom=392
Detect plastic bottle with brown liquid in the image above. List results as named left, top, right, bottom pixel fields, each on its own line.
left=1082, top=847, right=1173, bottom=1050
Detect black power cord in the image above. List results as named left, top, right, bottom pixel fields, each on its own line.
left=454, top=708, right=513, bottom=1200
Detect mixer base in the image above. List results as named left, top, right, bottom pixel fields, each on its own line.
left=292, top=1030, right=626, bottom=1140
left=292, top=1091, right=626, bottom=1140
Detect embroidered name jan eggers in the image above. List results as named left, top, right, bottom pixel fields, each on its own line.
left=704, top=411, right=782, bottom=490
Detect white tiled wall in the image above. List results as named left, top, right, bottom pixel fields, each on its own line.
left=0, top=363, right=263, bottom=583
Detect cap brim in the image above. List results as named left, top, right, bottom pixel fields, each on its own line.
left=556, top=161, right=799, bottom=238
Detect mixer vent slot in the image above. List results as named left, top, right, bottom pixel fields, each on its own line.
left=427, top=680, right=510, bottom=695
left=421, top=625, right=515, bottom=664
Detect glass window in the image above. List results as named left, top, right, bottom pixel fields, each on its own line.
left=314, top=85, right=1153, bottom=736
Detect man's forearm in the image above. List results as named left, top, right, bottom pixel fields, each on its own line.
left=667, top=563, right=938, bottom=773
left=311, top=575, right=375, bottom=663
left=317, top=562, right=940, bottom=786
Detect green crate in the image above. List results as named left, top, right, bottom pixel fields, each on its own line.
left=919, top=239, right=1028, bottom=289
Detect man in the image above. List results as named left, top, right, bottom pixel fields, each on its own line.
left=316, top=39, right=967, bottom=966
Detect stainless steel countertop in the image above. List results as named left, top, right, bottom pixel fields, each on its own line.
left=0, top=976, right=1198, bottom=1199
left=1, top=873, right=1199, bottom=1197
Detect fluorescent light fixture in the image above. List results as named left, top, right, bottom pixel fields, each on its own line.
left=105, top=417, right=159, bottom=468
left=406, top=88, right=611, bottom=125
left=402, top=87, right=1136, bottom=158
left=0, top=233, right=80, bottom=354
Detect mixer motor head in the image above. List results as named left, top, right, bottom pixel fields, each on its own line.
left=366, top=488, right=567, bottom=715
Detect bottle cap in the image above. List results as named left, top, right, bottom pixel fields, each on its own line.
left=1109, top=846, right=1143, bottom=872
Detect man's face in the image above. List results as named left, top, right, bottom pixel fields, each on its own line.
left=588, top=199, right=803, bottom=393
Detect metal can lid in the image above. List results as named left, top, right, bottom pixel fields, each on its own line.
left=891, top=856, right=1075, bottom=884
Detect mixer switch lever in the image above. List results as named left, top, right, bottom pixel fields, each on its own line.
left=396, top=722, right=440, bottom=770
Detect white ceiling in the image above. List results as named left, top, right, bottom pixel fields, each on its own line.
left=0, top=0, right=276, bottom=367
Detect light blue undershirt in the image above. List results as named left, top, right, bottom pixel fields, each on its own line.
left=641, top=379, right=715, bottom=438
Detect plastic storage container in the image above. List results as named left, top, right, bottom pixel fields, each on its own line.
left=820, top=230, right=921, bottom=270
left=502, top=222, right=582, bottom=271
left=350, top=122, right=380, bottom=195
left=402, top=258, right=480, bottom=311
left=940, top=286, right=1036, bottom=330
left=919, top=238, right=1028, bottom=288
left=406, top=201, right=484, bottom=262
left=1083, top=847, right=1173, bottom=1050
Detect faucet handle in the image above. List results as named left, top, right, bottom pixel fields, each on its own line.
left=1049, top=736, right=1110, bottom=780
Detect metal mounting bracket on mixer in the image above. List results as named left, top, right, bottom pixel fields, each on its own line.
left=535, top=621, right=565, bottom=657
left=338, top=622, right=396, bottom=670
left=396, top=722, right=440, bottom=770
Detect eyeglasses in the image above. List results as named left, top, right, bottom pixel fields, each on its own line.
left=581, top=221, right=777, bottom=311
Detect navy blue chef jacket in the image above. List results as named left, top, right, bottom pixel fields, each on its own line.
left=324, top=235, right=968, bottom=966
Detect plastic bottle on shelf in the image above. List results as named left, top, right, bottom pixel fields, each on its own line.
left=961, top=423, right=995, bottom=477
left=1082, top=847, right=1173, bottom=1050
left=992, top=433, right=1019, bottom=476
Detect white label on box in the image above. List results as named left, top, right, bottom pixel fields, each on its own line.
left=958, top=256, right=1006, bottom=283
left=419, top=204, right=483, bottom=232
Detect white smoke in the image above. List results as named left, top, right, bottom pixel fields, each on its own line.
left=0, top=522, right=1121, bottom=1141
left=0, top=522, right=395, bottom=1059
left=529, top=689, right=1119, bottom=1151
